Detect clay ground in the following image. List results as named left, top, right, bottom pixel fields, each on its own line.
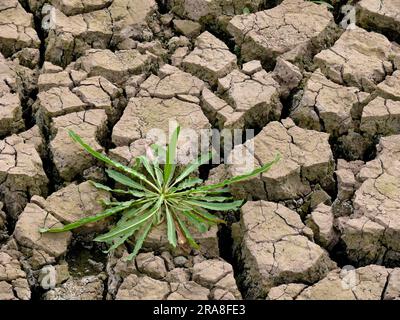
left=1, top=0, right=400, bottom=300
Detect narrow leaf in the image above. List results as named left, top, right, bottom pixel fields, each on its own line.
left=137, top=155, right=156, bottom=183
left=191, top=207, right=226, bottom=224
left=174, top=214, right=199, bottom=250
left=69, top=130, right=158, bottom=191
left=165, top=204, right=177, bottom=247
left=40, top=201, right=133, bottom=233
left=94, top=198, right=162, bottom=242
left=196, top=154, right=280, bottom=192
left=180, top=211, right=209, bottom=232
left=126, top=221, right=153, bottom=261
left=106, top=169, right=147, bottom=191
left=91, top=181, right=146, bottom=197
left=164, top=126, right=180, bottom=185
left=154, top=164, right=164, bottom=188
left=185, top=199, right=243, bottom=211
left=172, top=152, right=211, bottom=187
left=173, top=178, right=203, bottom=192
left=188, top=195, right=233, bottom=202
left=105, top=228, right=136, bottom=252
left=119, top=200, right=155, bottom=223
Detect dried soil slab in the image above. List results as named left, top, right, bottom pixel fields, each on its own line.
left=109, top=138, right=153, bottom=167
left=227, top=0, right=337, bottom=66
left=182, top=31, right=237, bottom=85
left=216, top=69, right=282, bottom=128
left=106, top=0, right=157, bottom=45
left=116, top=274, right=170, bottom=300
left=0, top=249, right=31, bottom=300
left=169, top=0, right=265, bottom=22
left=233, top=201, right=335, bottom=299
left=0, top=0, right=40, bottom=57
left=49, top=109, right=108, bottom=181
left=228, top=119, right=335, bottom=201
left=108, top=248, right=241, bottom=300
left=306, top=203, right=338, bottom=250
left=360, top=97, right=400, bottom=136
left=0, top=91, right=24, bottom=139
left=0, top=54, right=26, bottom=138
left=290, top=69, right=370, bottom=136
left=334, top=159, right=362, bottom=209
left=38, top=71, right=74, bottom=92
left=314, top=27, right=398, bottom=92
left=38, top=181, right=111, bottom=233
left=357, top=0, right=400, bottom=40
left=11, top=126, right=46, bottom=175
left=44, top=275, right=104, bottom=300
left=35, top=71, right=124, bottom=126
left=44, top=0, right=157, bottom=66
left=203, top=58, right=301, bottom=130
left=191, top=259, right=241, bottom=300
left=201, top=88, right=245, bottom=129
left=14, top=202, right=72, bottom=258
left=173, top=19, right=201, bottom=38
left=112, top=97, right=210, bottom=146
left=139, top=64, right=205, bottom=99
left=268, top=265, right=400, bottom=300
left=168, top=281, right=210, bottom=300
left=34, top=87, right=87, bottom=126
left=47, top=0, right=113, bottom=16
left=338, top=135, right=400, bottom=266
left=73, top=49, right=155, bottom=85
left=0, top=135, right=48, bottom=219
left=44, top=8, right=112, bottom=66
left=376, top=70, right=400, bottom=101
left=72, top=76, right=125, bottom=123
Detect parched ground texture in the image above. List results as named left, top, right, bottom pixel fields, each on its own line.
left=1, top=0, right=400, bottom=300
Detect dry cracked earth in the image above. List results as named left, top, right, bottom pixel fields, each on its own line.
left=1, top=0, right=400, bottom=301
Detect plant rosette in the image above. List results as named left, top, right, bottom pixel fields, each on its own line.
left=40, top=126, right=280, bottom=260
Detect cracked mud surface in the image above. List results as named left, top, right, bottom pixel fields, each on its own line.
left=1, top=0, right=400, bottom=300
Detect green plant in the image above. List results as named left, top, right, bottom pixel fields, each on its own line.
left=40, top=127, right=280, bottom=260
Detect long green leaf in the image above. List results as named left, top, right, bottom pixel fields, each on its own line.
left=165, top=203, right=177, bottom=247
left=117, top=201, right=155, bottom=227
left=188, top=195, right=233, bottom=202
left=126, top=220, right=153, bottom=260
left=167, top=199, right=224, bottom=224
left=154, top=164, right=164, bottom=188
left=105, top=228, right=137, bottom=252
left=94, top=209, right=153, bottom=242
left=174, top=213, right=199, bottom=250
left=137, top=155, right=156, bottom=183
left=151, top=143, right=166, bottom=162
left=194, top=154, right=280, bottom=192
left=190, top=207, right=225, bottom=224
left=184, top=199, right=243, bottom=211
left=180, top=211, right=209, bottom=232
left=171, top=152, right=212, bottom=187
left=91, top=181, right=146, bottom=197
left=69, top=130, right=158, bottom=191
left=106, top=169, right=147, bottom=191
left=40, top=201, right=134, bottom=233
left=94, top=198, right=162, bottom=242
left=98, top=199, right=123, bottom=207
left=172, top=178, right=203, bottom=192
left=164, top=126, right=180, bottom=185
